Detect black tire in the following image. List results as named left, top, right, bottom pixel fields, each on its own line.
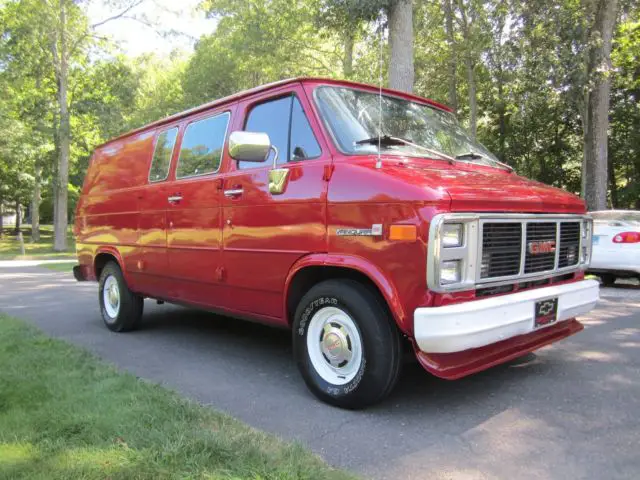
left=293, top=279, right=402, bottom=409
left=599, top=273, right=616, bottom=287
left=98, top=261, right=143, bottom=332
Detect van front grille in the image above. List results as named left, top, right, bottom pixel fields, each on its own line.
left=524, top=222, right=557, bottom=273
left=558, top=222, right=580, bottom=268
left=479, top=218, right=583, bottom=282
left=480, top=223, right=522, bottom=278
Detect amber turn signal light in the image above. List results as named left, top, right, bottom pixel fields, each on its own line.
left=389, top=224, right=418, bottom=242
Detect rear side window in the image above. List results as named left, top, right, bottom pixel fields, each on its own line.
left=149, top=128, right=178, bottom=182
left=240, top=95, right=321, bottom=169
left=176, top=112, right=230, bottom=178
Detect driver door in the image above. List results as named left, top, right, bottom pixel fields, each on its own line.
left=219, top=84, right=331, bottom=322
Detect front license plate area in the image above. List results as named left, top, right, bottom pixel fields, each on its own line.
left=535, top=298, right=558, bottom=328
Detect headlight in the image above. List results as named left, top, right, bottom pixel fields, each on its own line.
left=442, top=223, right=463, bottom=248
left=427, top=214, right=478, bottom=292
left=440, top=260, right=462, bottom=284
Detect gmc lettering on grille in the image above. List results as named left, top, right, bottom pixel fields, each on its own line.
left=528, top=240, right=556, bottom=255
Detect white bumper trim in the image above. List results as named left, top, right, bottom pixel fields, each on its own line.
left=414, top=279, right=599, bottom=354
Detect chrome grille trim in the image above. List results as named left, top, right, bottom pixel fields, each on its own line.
left=427, top=213, right=592, bottom=293
left=477, top=217, right=584, bottom=283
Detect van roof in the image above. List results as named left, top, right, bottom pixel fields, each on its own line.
left=99, top=77, right=452, bottom=148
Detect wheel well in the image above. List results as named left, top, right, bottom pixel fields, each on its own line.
left=286, top=266, right=393, bottom=326
left=94, top=253, right=119, bottom=279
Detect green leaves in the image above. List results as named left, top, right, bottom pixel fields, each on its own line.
left=0, top=0, right=638, bottom=211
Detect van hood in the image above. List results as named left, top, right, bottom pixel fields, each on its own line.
left=383, top=159, right=585, bottom=214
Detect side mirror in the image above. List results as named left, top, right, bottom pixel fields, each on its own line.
left=228, top=131, right=271, bottom=163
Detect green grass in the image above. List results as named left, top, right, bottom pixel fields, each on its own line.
left=0, top=225, right=75, bottom=260
left=0, top=315, right=355, bottom=480
left=39, top=262, right=76, bottom=272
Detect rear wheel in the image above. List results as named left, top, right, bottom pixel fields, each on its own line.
left=599, top=273, right=616, bottom=287
left=98, top=262, right=143, bottom=332
left=293, top=280, right=402, bottom=409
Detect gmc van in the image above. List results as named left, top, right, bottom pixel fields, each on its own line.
left=74, top=78, right=599, bottom=409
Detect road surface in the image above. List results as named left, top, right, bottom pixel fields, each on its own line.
left=1, top=266, right=638, bottom=479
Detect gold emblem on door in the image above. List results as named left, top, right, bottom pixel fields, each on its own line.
left=269, top=168, right=290, bottom=195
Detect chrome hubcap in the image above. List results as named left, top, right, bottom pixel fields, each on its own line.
left=320, top=324, right=353, bottom=368
left=307, top=306, right=363, bottom=385
left=103, top=275, right=120, bottom=319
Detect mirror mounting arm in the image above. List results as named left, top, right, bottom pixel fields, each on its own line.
left=269, top=145, right=279, bottom=169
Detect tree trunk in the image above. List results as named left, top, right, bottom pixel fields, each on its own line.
left=0, top=201, right=4, bottom=238
left=31, top=161, right=41, bottom=242
left=388, top=0, right=414, bottom=93
left=608, top=154, right=618, bottom=208
left=443, top=0, right=458, bottom=114
left=14, top=201, right=22, bottom=234
left=580, top=0, right=595, bottom=199
left=465, top=56, right=477, bottom=140
left=342, top=30, right=354, bottom=78
left=53, top=0, right=70, bottom=251
left=584, top=0, right=618, bottom=211
left=52, top=111, right=59, bottom=235
left=581, top=101, right=588, bottom=198
left=635, top=157, right=640, bottom=209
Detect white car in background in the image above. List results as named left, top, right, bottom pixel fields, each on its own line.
left=588, top=210, right=640, bottom=286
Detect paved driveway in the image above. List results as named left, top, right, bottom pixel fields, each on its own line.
left=1, top=267, right=639, bottom=479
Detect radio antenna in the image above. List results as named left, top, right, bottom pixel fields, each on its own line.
left=376, top=11, right=384, bottom=170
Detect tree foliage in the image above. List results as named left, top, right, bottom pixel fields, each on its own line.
left=0, top=0, right=638, bottom=231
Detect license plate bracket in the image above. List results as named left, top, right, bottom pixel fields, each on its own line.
left=534, top=297, right=558, bottom=328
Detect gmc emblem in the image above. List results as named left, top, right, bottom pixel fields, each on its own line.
left=528, top=240, right=556, bottom=255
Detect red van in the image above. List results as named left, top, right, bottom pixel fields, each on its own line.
left=74, top=78, right=599, bottom=408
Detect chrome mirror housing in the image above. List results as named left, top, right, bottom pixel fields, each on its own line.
left=228, top=131, right=271, bottom=162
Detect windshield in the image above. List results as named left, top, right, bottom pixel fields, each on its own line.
left=315, top=86, right=501, bottom=168
left=591, top=211, right=640, bottom=224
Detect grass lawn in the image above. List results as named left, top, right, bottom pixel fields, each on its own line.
left=39, top=262, right=76, bottom=272
left=0, top=225, right=75, bottom=260
left=0, top=314, right=355, bottom=480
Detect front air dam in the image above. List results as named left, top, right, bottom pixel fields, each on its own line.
left=414, top=318, right=584, bottom=380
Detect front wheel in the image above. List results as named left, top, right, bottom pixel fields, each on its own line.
left=98, top=262, right=143, bottom=332
left=293, top=280, right=402, bottom=409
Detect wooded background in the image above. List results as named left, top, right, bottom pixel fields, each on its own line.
left=0, top=0, right=638, bottom=251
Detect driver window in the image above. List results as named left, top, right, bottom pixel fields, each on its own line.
left=240, top=95, right=321, bottom=170
left=240, top=96, right=291, bottom=170
left=290, top=97, right=321, bottom=161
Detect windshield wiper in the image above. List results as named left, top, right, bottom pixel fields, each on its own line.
left=355, top=135, right=454, bottom=162
left=455, top=152, right=484, bottom=160
left=455, top=151, right=514, bottom=172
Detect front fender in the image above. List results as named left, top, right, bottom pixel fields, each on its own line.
left=284, top=253, right=407, bottom=331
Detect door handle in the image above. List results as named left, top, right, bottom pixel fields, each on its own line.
left=223, top=188, right=243, bottom=198
left=167, top=195, right=183, bottom=204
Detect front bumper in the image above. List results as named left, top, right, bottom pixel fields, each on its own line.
left=414, top=279, right=599, bottom=354
left=73, top=265, right=89, bottom=282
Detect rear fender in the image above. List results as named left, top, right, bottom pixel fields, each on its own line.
left=94, top=246, right=128, bottom=282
